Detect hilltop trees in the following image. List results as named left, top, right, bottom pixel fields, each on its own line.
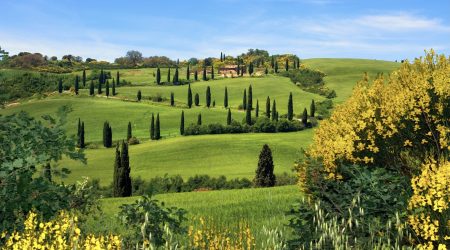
left=266, top=96, right=271, bottom=118
left=206, top=86, right=211, bottom=108
left=187, top=83, right=193, bottom=108
left=195, top=93, right=200, bottom=106
left=254, top=144, right=276, bottom=187
left=180, top=111, right=185, bottom=135
left=224, top=87, right=228, bottom=108
left=103, top=121, right=112, bottom=148
left=287, top=92, right=293, bottom=120
left=125, top=50, right=143, bottom=66
left=156, top=67, right=161, bottom=84
left=113, top=141, right=132, bottom=197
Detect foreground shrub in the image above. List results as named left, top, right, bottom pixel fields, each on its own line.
left=1, top=211, right=121, bottom=249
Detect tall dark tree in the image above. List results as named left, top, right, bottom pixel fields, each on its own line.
left=195, top=93, right=200, bottom=106
left=113, top=144, right=121, bottom=197
left=243, top=89, right=247, bottom=110
left=271, top=100, right=277, bottom=121
left=237, top=62, right=241, bottom=75
left=271, top=56, right=275, bottom=68
left=150, top=113, right=155, bottom=140
left=137, top=90, right=142, bottom=101
left=266, top=96, right=271, bottom=118
left=256, top=100, right=259, bottom=117
left=127, top=121, right=132, bottom=141
left=116, top=71, right=120, bottom=86
left=105, top=80, right=110, bottom=97
left=248, top=62, right=254, bottom=75
left=74, top=75, right=79, bottom=95
left=297, top=58, right=300, bottom=69
left=274, top=61, right=279, bottom=73
left=89, top=80, right=94, bottom=96
left=302, top=108, right=308, bottom=126
left=287, top=92, right=293, bottom=120
left=240, top=66, right=244, bottom=77
left=227, top=108, right=232, bottom=125
left=103, top=121, right=112, bottom=148
left=180, top=111, right=185, bottom=135
left=112, top=78, right=116, bottom=96
left=82, top=69, right=86, bottom=87
left=310, top=99, right=315, bottom=117
left=212, top=100, right=215, bottom=107
left=100, top=69, right=105, bottom=85
left=224, top=87, right=228, bottom=108
left=77, top=118, right=81, bottom=147
left=186, top=64, right=190, bottom=80
left=285, top=58, right=289, bottom=71
left=194, top=70, right=198, bottom=81
left=248, top=85, right=253, bottom=110
left=170, top=92, right=175, bottom=106
left=254, top=144, right=276, bottom=187
left=265, top=67, right=268, bottom=75
left=97, top=77, right=102, bottom=94
left=120, top=141, right=132, bottom=197
left=220, top=52, right=223, bottom=62
left=155, top=113, right=161, bottom=140
left=187, top=83, right=193, bottom=108
left=58, top=79, right=63, bottom=93
left=173, top=67, right=179, bottom=83
left=211, top=65, right=214, bottom=79
left=245, top=106, right=252, bottom=125
left=202, top=67, right=207, bottom=81
left=156, top=67, right=161, bottom=84
left=206, top=86, right=211, bottom=108
left=197, top=113, right=202, bottom=125
left=167, top=68, right=171, bottom=83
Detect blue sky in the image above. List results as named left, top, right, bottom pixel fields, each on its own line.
left=2, top=0, right=449, bottom=61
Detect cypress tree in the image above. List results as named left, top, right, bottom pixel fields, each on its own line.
left=113, top=144, right=121, bottom=197
left=188, top=83, right=193, bottom=108
left=89, top=80, right=94, bottom=96
left=206, top=86, right=211, bottom=108
left=237, top=62, right=241, bottom=75
left=224, top=87, right=228, bottom=108
left=58, top=79, right=63, bottom=93
left=177, top=59, right=179, bottom=65
left=302, top=108, right=308, bottom=126
left=97, top=78, right=102, bottom=94
left=223, top=53, right=225, bottom=60
left=256, top=100, right=259, bottom=117
left=293, top=59, right=296, bottom=69
left=180, top=111, right=185, bottom=135
left=254, top=144, right=276, bottom=187
left=203, top=67, right=207, bottom=81
left=82, top=69, right=86, bottom=87
left=106, top=80, right=110, bottom=97
left=195, top=93, right=200, bottom=106
left=243, top=89, right=247, bottom=110
left=127, top=121, right=132, bottom=141
left=100, top=69, right=104, bottom=85
left=120, top=140, right=132, bottom=197
left=246, top=106, right=251, bottom=125
left=79, top=122, right=85, bottom=148
left=297, top=58, right=300, bottom=69
left=240, top=66, right=244, bottom=77
left=271, top=100, right=277, bottom=121
left=266, top=96, right=271, bottom=118
left=103, top=121, right=112, bottom=148
left=249, top=62, right=254, bottom=75
left=248, top=85, right=253, bottom=110
left=74, top=75, right=79, bottom=95
left=265, top=67, right=268, bottom=75
left=310, top=99, right=315, bottom=117
left=167, top=67, right=171, bottom=82
left=285, top=58, right=289, bottom=71
left=186, top=64, right=190, bottom=80
left=220, top=52, right=223, bottom=62
left=156, top=67, right=161, bottom=84
left=77, top=118, right=81, bottom=147
left=287, top=92, right=293, bottom=120
left=274, top=61, right=278, bottom=73
left=170, top=92, right=174, bottom=106
left=211, top=65, right=214, bottom=79
left=194, top=70, right=198, bottom=81
left=112, top=78, right=116, bottom=96
left=155, top=113, right=161, bottom=140
left=108, top=124, right=112, bottom=147
left=103, top=122, right=107, bottom=147
left=271, top=56, right=275, bottom=68
left=137, top=90, right=142, bottom=101
left=150, top=113, right=155, bottom=140
left=197, top=113, right=202, bottom=125
left=227, top=108, right=232, bottom=125
left=116, top=71, right=120, bottom=86
left=173, top=67, right=179, bottom=83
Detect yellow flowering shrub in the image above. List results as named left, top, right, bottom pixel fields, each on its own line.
left=408, top=159, right=450, bottom=248
left=1, top=211, right=121, bottom=249
left=188, top=217, right=255, bottom=250
left=307, top=50, right=450, bottom=179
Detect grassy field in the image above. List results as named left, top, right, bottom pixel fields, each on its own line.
left=88, top=185, right=300, bottom=244
left=303, top=58, right=399, bottom=103
left=59, top=131, right=311, bottom=185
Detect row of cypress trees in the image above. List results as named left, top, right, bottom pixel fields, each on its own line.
left=156, top=65, right=215, bottom=84
left=149, top=113, right=161, bottom=140
left=59, top=69, right=121, bottom=96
